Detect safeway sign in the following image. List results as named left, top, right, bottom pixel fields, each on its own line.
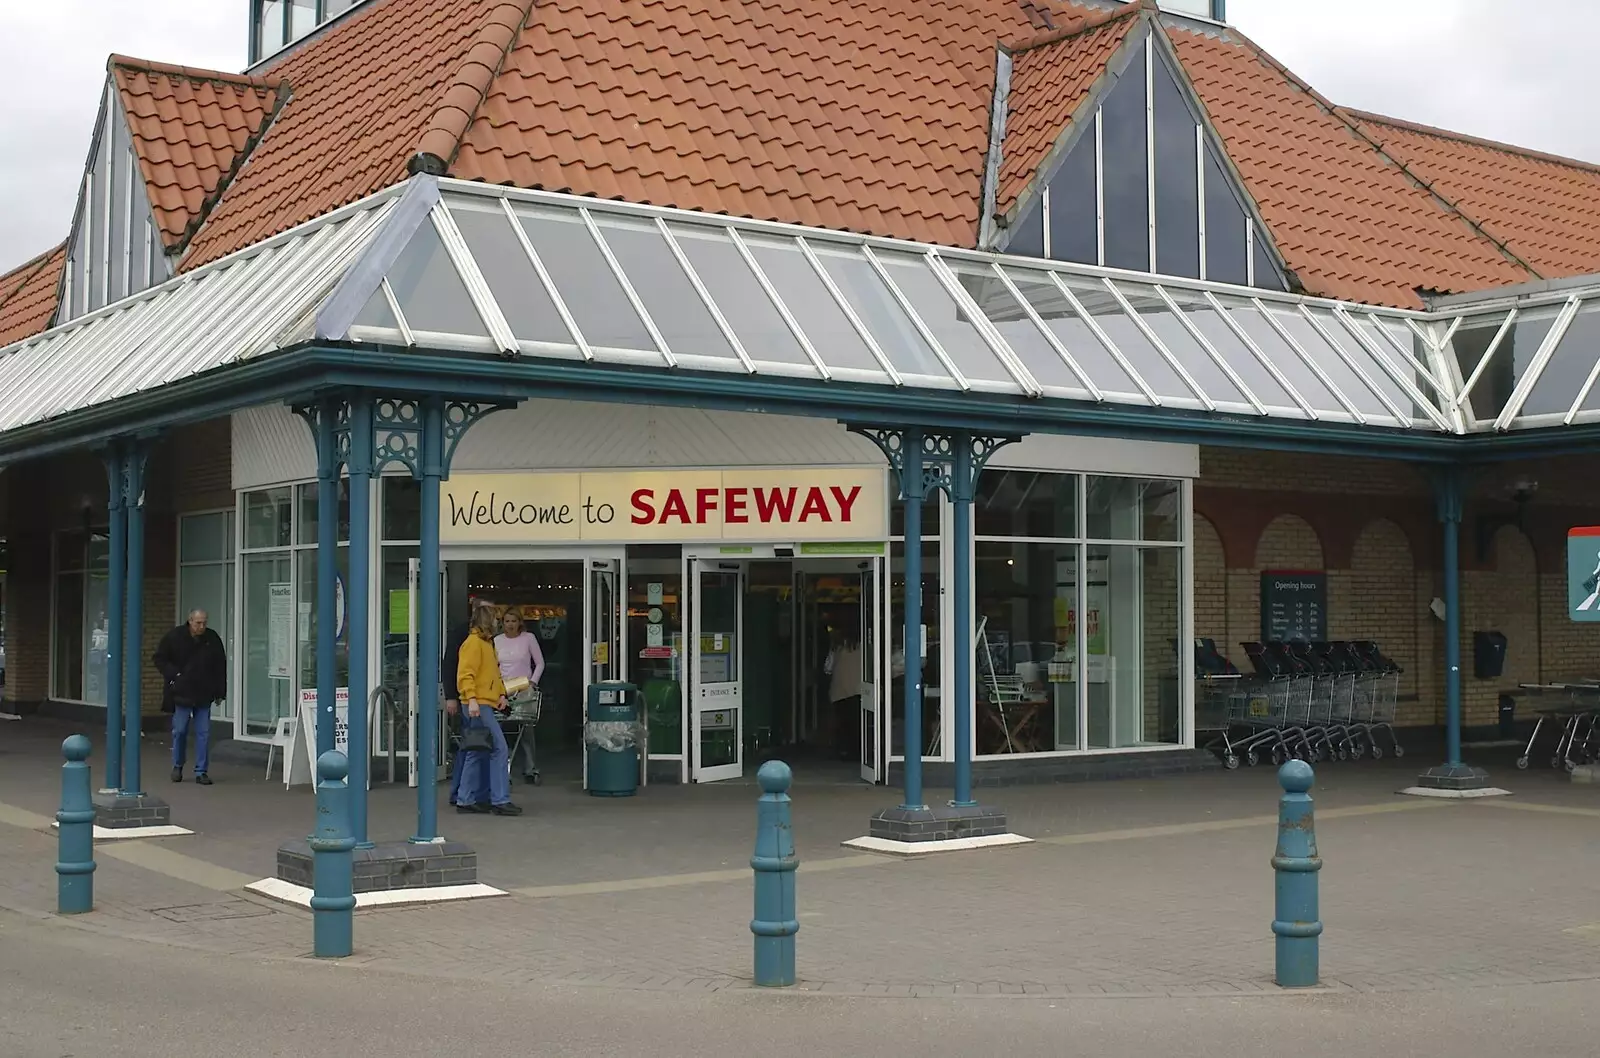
left=441, top=469, right=888, bottom=543
left=1569, top=526, right=1600, bottom=622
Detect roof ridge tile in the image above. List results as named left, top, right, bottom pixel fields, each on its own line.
left=108, top=53, right=282, bottom=91
left=1003, top=0, right=1144, bottom=54
left=411, top=1, right=534, bottom=172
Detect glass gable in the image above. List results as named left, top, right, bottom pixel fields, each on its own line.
left=1006, top=29, right=1288, bottom=292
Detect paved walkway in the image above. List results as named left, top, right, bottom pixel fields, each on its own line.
left=2, top=716, right=1598, bottom=998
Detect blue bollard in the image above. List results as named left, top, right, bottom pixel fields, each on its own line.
left=750, top=760, right=798, bottom=987
left=1272, top=759, right=1322, bottom=988
left=56, top=735, right=96, bottom=915
left=310, top=750, right=356, bottom=959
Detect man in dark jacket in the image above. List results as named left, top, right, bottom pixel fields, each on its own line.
left=153, top=609, right=228, bottom=785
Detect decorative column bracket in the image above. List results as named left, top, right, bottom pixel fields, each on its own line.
left=293, top=395, right=507, bottom=479
left=849, top=427, right=1021, bottom=505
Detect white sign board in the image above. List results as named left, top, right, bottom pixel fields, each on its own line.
left=285, top=687, right=351, bottom=787
left=441, top=469, right=888, bottom=544
left=267, top=583, right=292, bottom=678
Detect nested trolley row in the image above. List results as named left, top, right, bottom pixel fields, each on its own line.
left=1195, top=639, right=1403, bottom=770
left=1512, top=680, right=1600, bottom=772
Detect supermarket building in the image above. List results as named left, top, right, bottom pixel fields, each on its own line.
left=1, top=0, right=1599, bottom=840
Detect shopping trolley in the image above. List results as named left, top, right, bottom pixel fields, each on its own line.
left=503, top=684, right=544, bottom=786
left=1351, top=641, right=1404, bottom=758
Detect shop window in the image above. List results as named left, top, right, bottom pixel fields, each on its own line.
left=974, top=470, right=1186, bottom=756
left=178, top=511, right=237, bottom=709
left=51, top=529, right=109, bottom=705
left=975, top=469, right=1078, bottom=538
left=382, top=476, right=421, bottom=542
left=296, top=480, right=350, bottom=545
left=240, top=483, right=348, bottom=739
left=1085, top=475, right=1181, bottom=541
left=975, top=539, right=1076, bottom=753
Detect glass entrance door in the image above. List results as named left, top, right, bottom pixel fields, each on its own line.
left=585, top=558, right=620, bottom=686
left=690, top=560, right=744, bottom=782
left=858, top=558, right=883, bottom=783
left=582, top=557, right=621, bottom=790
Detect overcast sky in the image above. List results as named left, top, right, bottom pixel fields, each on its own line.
left=3, top=0, right=1598, bottom=274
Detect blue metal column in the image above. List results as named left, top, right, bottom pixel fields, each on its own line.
left=899, top=431, right=927, bottom=811
left=1415, top=467, right=1489, bottom=792
left=101, top=446, right=126, bottom=792
left=1437, top=469, right=1464, bottom=768
left=413, top=396, right=445, bottom=843
left=346, top=395, right=375, bottom=847
left=950, top=435, right=976, bottom=807
left=120, top=444, right=147, bottom=797
left=315, top=395, right=340, bottom=758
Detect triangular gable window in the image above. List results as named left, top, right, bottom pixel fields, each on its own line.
left=1006, top=33, right=1286, bottom=291
left=61, top=79, right=172, bottom=323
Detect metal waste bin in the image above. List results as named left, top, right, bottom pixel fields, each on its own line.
left=584, top=681, right=642, bottom=797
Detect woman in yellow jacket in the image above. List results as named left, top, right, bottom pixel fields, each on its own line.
left=456, top=601, right=522, bottom=816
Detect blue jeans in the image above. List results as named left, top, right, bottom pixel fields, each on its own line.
left=460, top=710, right=511, bottom=807
left=171, top=704, right=212, bottom=775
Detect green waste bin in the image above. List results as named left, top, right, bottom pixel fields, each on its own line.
left=585, top=681, right=641, bottom=797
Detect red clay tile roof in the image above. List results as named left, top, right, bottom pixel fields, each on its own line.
left=996, top=6, right=1141, bottom=217
left=143, top=0, right=1592, bottom=309
left=1167, top=26, right=1533, bottom=308
left=451, top=0, right=1017, bottom=247
left=184, top=0, right=535, bottom=269
left=110, top=56, right=287, bottom=254
left=0, top=243, right=66, bottom=347
left=1345, top=109, right=1600, bottom=281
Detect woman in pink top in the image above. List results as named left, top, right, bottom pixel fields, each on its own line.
left=494, top=610, right=545, bottom=781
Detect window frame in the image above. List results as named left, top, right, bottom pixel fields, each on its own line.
left=177, top=508, right=238, bottom=723
left=969, top=469, right=1192, bottom=760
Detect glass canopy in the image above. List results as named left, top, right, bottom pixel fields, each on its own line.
left=0, top=190, right=397, bottom=434
left=3, top=173, right=1598, bottom=440
left=342, top=184, right=1458, bottom=432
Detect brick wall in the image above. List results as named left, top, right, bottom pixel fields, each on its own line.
left=1, top=417, right=233, bottom=716
left=1194, top=447, right=1600, bottom=731
left=1461, top=526, right=1540, bottom=727
left=1338, top=520, right=1424, bottom=716
left=1142, top=546, right=1180, bottom=741
left=1194, top=515, right=1227, bottom=646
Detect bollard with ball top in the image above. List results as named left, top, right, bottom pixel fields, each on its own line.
left=310, top=750, right=357, bottom=959
left=1272, top=759, right=1323, bottom=988
left=750, top=760, right=798, bottom=987
left=56, top=735, right=96, bottom=915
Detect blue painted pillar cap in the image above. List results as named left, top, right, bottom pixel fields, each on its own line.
left=318, top=750, right=350, bottom=783
left=757, top=760, right=792, bottom=794
left=63, top=734, right=92, bottom=762
left=1278, top=759, right=1314, bottom=794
